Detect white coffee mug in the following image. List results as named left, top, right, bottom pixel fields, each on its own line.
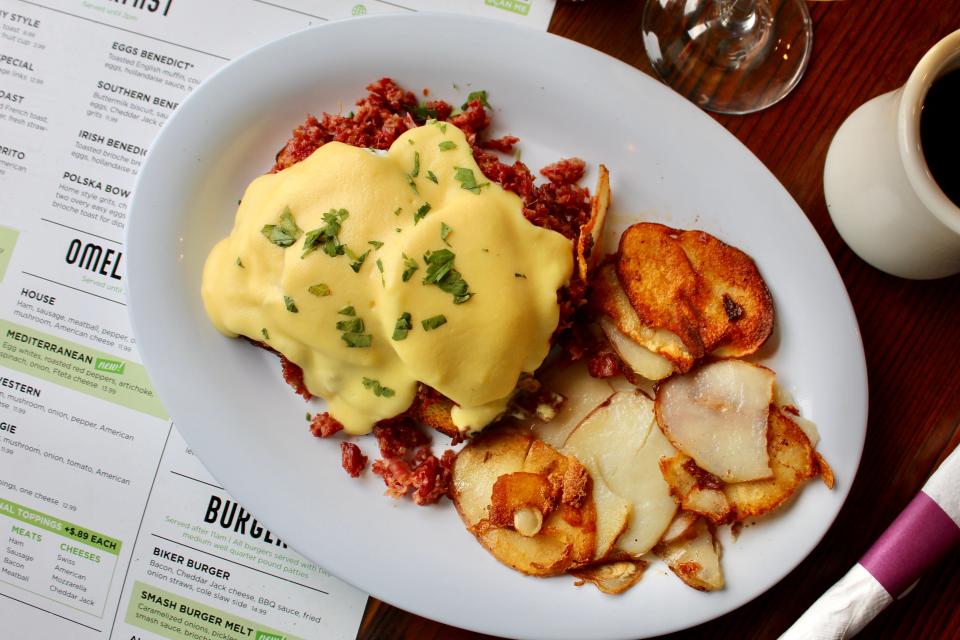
left=824, top=29, right=960, bottom=279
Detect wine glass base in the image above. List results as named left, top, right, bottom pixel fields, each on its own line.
left=642, top=0, right=813, bottom=115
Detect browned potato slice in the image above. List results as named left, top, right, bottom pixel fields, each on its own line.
left=656, top=360, right=775, bottom=483
left=659, top=454, right=733, bottom=524
left=616, top=223, right=706, bottom=360
left=585, top=474, right=632, bottom=561
left=452, top=428, right=532, bottom=526
left=488, top=472, right=556, bottom=533
left=775, top=385, right=820, bottom=447
left=599, top=317, right=675, bottom=381
left=677, top=230, right=774, bottom=356
left=660, top=511, right=699, bottom=544
left=570, top=560, right=648, bottom=595
left=563, top=392, right=677, bottom=559
left=576, top=164, right=611, bottom=281
left=723, top=406, right=822, bottom=520
left=527, top=360, right=615, bottom=449
left=661, top=407, right=832, bottom=523
left=472, top=525, right=576, bottom=576
left=654, top=519, right=724, bottom=591
left=592, top=261, right=694, bottom=372
left=452, top=429, right=597, bottom=576
left=816, top=452, right=835, bottom=489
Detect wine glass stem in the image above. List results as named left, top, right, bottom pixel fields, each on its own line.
left=710, top=0, right=773, bottom=69
left=719, top=0, right=762, bottom=35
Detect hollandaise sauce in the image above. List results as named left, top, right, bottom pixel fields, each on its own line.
left=202, top=122, right=573, bottom=434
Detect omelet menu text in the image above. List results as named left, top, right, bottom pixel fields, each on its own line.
left=0, top=0, right=556, bottom=638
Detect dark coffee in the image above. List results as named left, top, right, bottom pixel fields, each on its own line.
left=920, top=67, right=960, bottom=207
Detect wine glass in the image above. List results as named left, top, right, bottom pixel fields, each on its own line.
left=641, top=0, right=813, bottom=114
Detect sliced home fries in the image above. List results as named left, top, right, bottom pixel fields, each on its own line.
left=570, top=560, right=648, bottom=595
left=656, top=360, right=776, bottom=483
left=452, top=429, right=597, bottom=576
left=654, top=518, right=724, bottom=591
left=529, top=360, right=615, bottom=449
left=452, top=363, right=831, bottom=593
left=676, top=230, right=774, bottom=358
left=576, top=164, right=611, bottom=281
left=591, top=223, right=774, bottom=380
left=449, top=215, right=831, bottom=595
left=562, top=392, right=678, bottom=558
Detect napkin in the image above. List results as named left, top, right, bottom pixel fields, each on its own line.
left=780, top=446, right=960, bottom=639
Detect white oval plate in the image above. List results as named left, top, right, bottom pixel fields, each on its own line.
left=126, top=14, right=867, bottom=640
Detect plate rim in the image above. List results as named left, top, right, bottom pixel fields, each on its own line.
left=126, top=13, right=869, bottom=640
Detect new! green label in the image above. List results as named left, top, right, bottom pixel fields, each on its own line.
left=95, top=358, right=125, bottom=375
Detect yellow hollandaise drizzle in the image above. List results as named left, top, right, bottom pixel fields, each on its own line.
left=202, top=122, right=572, bottom=434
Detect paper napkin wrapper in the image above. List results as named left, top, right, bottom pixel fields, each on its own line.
left=781, top=446, right=960, bottom=639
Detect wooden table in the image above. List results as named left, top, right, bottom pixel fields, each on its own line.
left=359, top=1, right=960, bottom=638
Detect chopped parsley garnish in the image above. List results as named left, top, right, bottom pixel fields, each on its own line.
left=461, top=90, right=491, bottom=110
left=514, top=273, right=527, bottom=279
left=376, top=258, right=385, bottom=286
left=422, top=249, right=472, bottom=304
left=437, top=122, right=448, bottom=133
left=409, top=103, right=438, bottom=120
left=408, top=138, right=415, bottom=145
left=337, top=310, right=371, bottom=348
left=440, top=223, right=452, bottom=245
left=453, top=167, right=490, bottom=194
left=261, top=328, right=269, bottom=340
left=401, top=254, right=419, bottom=282
left=406, top=174, right=419, bottom=195
left=438, top=141, right=457, bottom=151
left=261, top=206, right=302, bottom=247
left=305, top=412, right=312, bottom=421
left=308, top=283, right=331, bottom=297
left=368, top=240, right=384, bottom=250
left=394, top=207, right=402, bottom=216
left=236, top=257, right=244, bottom=268
left=414, top=202, right=432, bottom=224
left=412, top=151, right=420, bottom=177
left=347, top=248, right=370, bottom=273
left=302, top=208, right=349, bottom=258
left=362, top=377, right=395, bottom=398
left=392, top=312, right=413, bottom=341
left=336, top=318, right=364, bottom=333
left=341, top=332, right=372, bottom=348
left=421, top=314, right=448, bottom=331
left=426, top=170, right=438, bottom=184
left=395, top=227, right=402, bottom=233
left=283, top=295, right=298, bottom=313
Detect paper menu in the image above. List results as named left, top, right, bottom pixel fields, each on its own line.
left=0, top=1, right=556, bottom=638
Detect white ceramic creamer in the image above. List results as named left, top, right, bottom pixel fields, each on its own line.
left=824, top=30, right=960, bottom=279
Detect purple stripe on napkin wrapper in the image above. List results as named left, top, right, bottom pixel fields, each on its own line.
left=860, top=491, right=960, bottom=597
